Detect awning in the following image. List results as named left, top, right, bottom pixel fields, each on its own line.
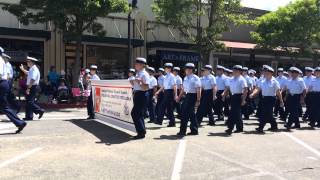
left=220, top=41, right=257, bottom=49
left=0, top=27, right=51, bottom=40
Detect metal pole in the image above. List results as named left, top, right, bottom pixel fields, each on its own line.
left=128, top=12, right=132, bottom=64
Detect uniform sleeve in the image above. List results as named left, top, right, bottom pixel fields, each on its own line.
left=153, top=78, right=158, bottom=87
left=241, top=78, right=248, bottom=89
left=141, top=73, right=150, bottom=85
left=172, top=75, right=177, bottom=85
left=274, top=80, right=280, bottom=91
left=300, top=79, right=306, bottom=90
left=195, top=77, right=201, bottom=88
left=30, top=69, right=38, bottom=81
left=211, top=76, right=217, bottom=86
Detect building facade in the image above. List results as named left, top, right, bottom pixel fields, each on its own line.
left=0, top=0, right=317, bottom=83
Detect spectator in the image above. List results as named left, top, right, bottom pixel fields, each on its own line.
left=18, top=74, right=27, bottom=100
left=47, top=66, right=60, bottom=88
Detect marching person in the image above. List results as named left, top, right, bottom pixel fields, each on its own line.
left=146, top=67, right=157, bottom=123
left=196, top=65, right=217, bottom=126
left=131, top=57, right=150, bottom=139
left=155, top=63, right=177, bottom=127
left=308, top=67, right=320, bottom=128
left=242, top=67, right=254, bottom=119
left=303, top=67, right=315, bottom=121
left=173, top=67, right=183, bottom=119
left=223, top=65, right=248, bottom=135
left=155, top=68, right=165, bottom=119
left=176, top=63, right=201, bottom=136
left=249, top=66, right=283, bottom=133
left=215, top=65, right=228, bottom=121
left=86, top=65, right=100, bottom=119
left=274, top=68, right=287, bottom=120
left=2, top=53, right=20, bottom=113
left=0, top=47, right=26, bottom=133
left=19, top=56, right=45, bottom=121
left=223, top=68, right=233, bottom=117
left=283, top=67, right=306, bottom=130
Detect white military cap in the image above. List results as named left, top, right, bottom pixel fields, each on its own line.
left=136, top=57, right=147, bottom=64
left=147, top=67, right=155, bottom=72
left=217, top=65, right=225, bottom=70
left=2, top=53, right=11, bottom=59
left=314, top=67, right=320, bottom=72
left=242, top=67, right=249, bottom=71
left=173, top=67, right=180, bottom=71
left=277, top=68, right=284, bottom=72
left=289, top=67, right=301, bottom=73
left=129, top=68, right=135, bottom=73
left=232, top=65, right=243, bottom=71
left=283, top=71, right=289, bottom=75
left=158, top=68, right=165, bottom=72
left=226, top=69, right=233, bottom=73
left=0, top=46, right=4, bottom=55
left=26, top=56, right=38, bottom=62
left=265, top=66, right=274, bottom=73
left=204, top=65, right=213, bottom=70
left=90, top=65, right=98, bottom=69
left=164, top=63, right=173, bottom=68
left=305, top=67, right=314, bottom=72
left=185, top=63, right=195, bottom=69
left=85, top=69, right=90, bottom=73
left=248, top=69, right=255, bottom=74
left=262, top=65, right=270, bottom=70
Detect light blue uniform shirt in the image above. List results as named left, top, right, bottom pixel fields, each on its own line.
left=0, top=56, right=7, bottom=80
left=258, top=78, right=280, bottom=96
left=27, top=65, right=40, bottom=85
left=244, top=75, right=254, bottom=90
left=229, top=76, right=248, bottom=95
left=133, top=69, right=150, bottom=91
left=285, top=77, right=306, bottom=95
left=216, top=74, right=228, bottom=91
left=183, top=74, right=201, bottom=93
left=91, top=74, right=100, bottom=80
left=163, top=72, right=176, bottom=90
left=308, top=77, right=320, bottom=92
left=303, top=75, right=315, bottom=89
left=201, top=74, right=216, bottom=90
left=175, top=75, right=183, bottom=89
left=149, top=76, right=158, bottom=89
left=276, top=75, right=287, bottom=89
left=158, top=75, right=165, bottom=88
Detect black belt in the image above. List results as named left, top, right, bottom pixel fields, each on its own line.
left=232, top=93, right=242, bottom=96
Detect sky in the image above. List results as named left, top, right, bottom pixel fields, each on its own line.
left=241, top=0, right=296, bottom=11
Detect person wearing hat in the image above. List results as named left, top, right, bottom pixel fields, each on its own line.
left=222, top=65, right=248, bottom=135
left=249, top=66, right=283, bottom=133
left=173, top=67, right=183, bottom=119
left=2, top=53, right=20, bottom=113
left=176, top=63, right=201, bottom=136
left=274, top=68, right=287, bottom=120
left=308, top=67, right=320, bottom=128
left=283, top=67, right=306, bottom=130
left=155, top=68, right=165, bottom=119
left=86, top=65, right=100, bottom=120
left=303, top=67, right=315, bottom=121
left=215, top=65, right=228, bottom=121
left=19, top=56, right=45, bottom=121
left=196, top=65, right=217, bottom=126
left=0, top=48, right=26, bottom=133
left=128, top=68, right=136, bottom=87
left=131, top=57, right=150, bottom=139
left=242, top=67, right=254, bottom=120
left=155, top=63, right=177, bottom=127
left=146, top=67, right=157, bottom=123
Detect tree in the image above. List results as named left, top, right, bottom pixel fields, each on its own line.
left=251, top=0, right=320, bottom=65
left=152, top=0, right=245, bottom=65
left=3, top=0, right=128, bottom=85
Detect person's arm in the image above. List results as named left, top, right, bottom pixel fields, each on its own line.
left=19, top=64, right=28, bottom=75
left=249, top=88, right=261, bottom=99
left=176, top=88, right=185, bottom=102
left=196, top=87, right=201, bottom=106
left=241, top=80, right=248, bottom=106
left=212, top=84, right=217, bottom=100
left=276, top=89, right=284, bottom=107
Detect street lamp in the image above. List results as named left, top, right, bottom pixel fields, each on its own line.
left=128, top=0, right=138, bottom=64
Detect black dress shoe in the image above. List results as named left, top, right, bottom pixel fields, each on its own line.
left=176, top=132, right=186, bottom=136
left=16, top=123, right=27, bottom=134
left=147, top=120, right=154, bottom=123
left=23, top=118, right=33, bottom=121
left=133, top=134, right=145, bottom=140
left=267, top=127, right=279, bottom=132
left=208, top=122, right=216, bottom=126
left=255, top=128, right=264, bottom=134
left=225, top=129, right=232, bottom=135
left=154, top=122, right=162, bottom=125
left=167, top=124, right=176, bottom=127
left=38, top=111, right=45, bottom=119
left=87, top=116, right=95, bottom=120
left=187, top=132, right=198, bottom=136
left=233, top=129, right=243, bottom=133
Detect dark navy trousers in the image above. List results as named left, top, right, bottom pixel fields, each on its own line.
left=227, top=94, right=243, bottom=131
left=147, top=89, right=156, bottom=122
left=25, top=85, right=43, bottom=119
left=179, top=93, right=198, bottom=134
left=286, top=94, right=301, bottom=128
left=87, top=90, right=94, bottom=118
left=0, top=80, right=25, bottom=127
left=308, top=92, right=320, bottom=127
left=196, top=89, right=214, bottom=125
left=214, top=90, right=224, bottom=118
left=258, top=96, right=277, bottom=129
left=157, top=89, right=175, bottom=125
left=131, top=91, right=147, bottom=135
left=7, top=79, right=20, bottom=112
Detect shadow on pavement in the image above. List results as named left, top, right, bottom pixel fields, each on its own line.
left=207, top=132, right=230, bottom=137
left=66, top=119, right=132, bottom=145
left=154, top=135, right=184, bottom=140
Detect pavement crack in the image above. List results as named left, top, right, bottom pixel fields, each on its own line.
left=284, top=166, right=320, bottom=173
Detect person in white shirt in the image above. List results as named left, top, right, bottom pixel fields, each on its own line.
left=19, top=56, right=45, bottom=121
left=146, top=67, right=157, bottom=123
left=303, top=67, right=315, bottom=121
left=86, top=65, right=100, bottom=119
left=0, top=48, right=26, bottom=133
left=308, top=67, right=320, bottom=127
left=173, top=67, right=183, bottom=119
left=215, top=65, right=228, bottom=121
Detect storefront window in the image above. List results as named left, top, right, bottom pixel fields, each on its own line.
left=86, top=45, right=128, bottom=79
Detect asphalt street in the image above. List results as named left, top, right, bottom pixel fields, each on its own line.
left=0, top=109, right=320, bottom=180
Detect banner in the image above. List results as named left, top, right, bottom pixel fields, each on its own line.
left=91, top=80, right=135, bottom=132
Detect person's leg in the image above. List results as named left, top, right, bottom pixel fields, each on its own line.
left=147, top=90, right=155, bottom=122
left=196, top=92, right=206, bottom=125
left=293, top=95, right=301, bottom=128
left=189, top=94, right=198, bottom=134
left=308, top=93, right=316, bottom=127
left=235, top=95, right=243, bottom=132
left=268, top=97, right=278, bottom=130
left=166, top=90, right=176, bottom=126
left=215, top=90, right=224, bottom=120
left=257, top=98, right=267, bottom=131
left=131, top=92, right=147, bottom=136
left=178, top=96, right=189, bottom=135
left=29, top=86, right=44, bottom=115
left=156, top=92, right=167, bottom=124
left=226, top=95, right=237, bottom=133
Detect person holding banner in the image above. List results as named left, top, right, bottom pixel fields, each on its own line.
left=87, top=65, right=100, bottom=119
left=131, top=57, right=150, bottom=139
